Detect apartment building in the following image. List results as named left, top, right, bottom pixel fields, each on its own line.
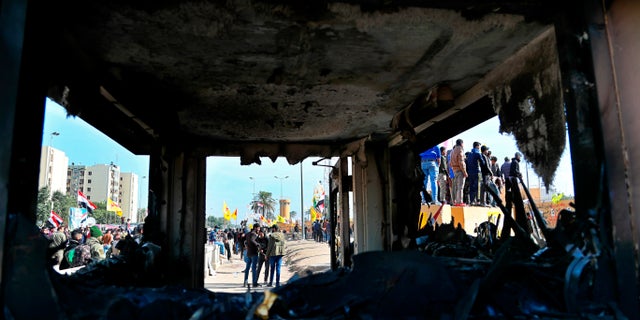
left=119, top=172, right=139, bottom=222
left=38, top=146, right=69, bottom=197
left=67, top=163, right=140, bottom=222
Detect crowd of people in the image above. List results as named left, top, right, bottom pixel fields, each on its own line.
left=207, top=223, right=287, bottom=288
left=42, top=221, right=143, bottom=271
left=420, top=139, right=524, bottom=207
left=311, top=218, right=330, bottom=243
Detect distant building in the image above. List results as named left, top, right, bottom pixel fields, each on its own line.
left=279, top=199, right=291, bottom=220
left=119, top=172, right=139, bottom=223
left=81, top=163, right=120, bottom=205
left=67, top=163, right=87, bottom=197
left=38, top=146, right=69, bottom=197
left=67, top=162, right=140, bottom=223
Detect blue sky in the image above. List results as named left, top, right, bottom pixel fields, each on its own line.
left=42, top=98, right=574, bottom=220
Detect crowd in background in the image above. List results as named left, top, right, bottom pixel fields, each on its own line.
left=311, top=218, right=330, bottom=243
left=207, top=223, right=287, bottom=288
left=420, top=139, right=523, bottom=207
left=42, top=220, right=144, bottom=271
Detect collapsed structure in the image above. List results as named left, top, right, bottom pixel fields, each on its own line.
left=1, top=0, right=638, bottom=318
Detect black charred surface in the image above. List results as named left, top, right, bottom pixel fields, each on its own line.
left=41, top=0, right=552, bottom=163
left=491, top=33, right=566, bottom=188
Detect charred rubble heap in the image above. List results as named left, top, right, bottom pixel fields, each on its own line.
left=34, top=178, right=623, bottom=319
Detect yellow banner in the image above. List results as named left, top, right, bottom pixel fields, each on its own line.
left=107, top=198, right=123, bottom=216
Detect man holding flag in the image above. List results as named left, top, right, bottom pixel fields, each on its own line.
left=77, top=190, right=97, bottom=213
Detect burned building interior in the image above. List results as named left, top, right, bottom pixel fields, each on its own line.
left=1, top=0, right=639, bottom=319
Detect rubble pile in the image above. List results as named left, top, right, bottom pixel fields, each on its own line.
left=45, top=181, right=626, bottom=319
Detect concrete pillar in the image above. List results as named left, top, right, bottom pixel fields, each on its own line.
left=147, top=145, right=206, bottom=288
left=577, top=0, right=640, bottom=315
left=554, top=0, right=640, bottom=316
left=338, top=157, right=352, bottom=267
left=352, top=147, right=387, bottom=253
left=1, top=0, right=63, bottom=317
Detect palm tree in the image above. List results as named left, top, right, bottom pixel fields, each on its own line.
left=251, top=191, right=276, bottom=220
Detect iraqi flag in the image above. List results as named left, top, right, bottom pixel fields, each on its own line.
left=77, top=190, right=97, bottom=212
left=48, top=210, right=64, bottom=228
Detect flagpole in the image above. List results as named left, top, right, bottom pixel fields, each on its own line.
left=300, top=160, right=304, bottom=240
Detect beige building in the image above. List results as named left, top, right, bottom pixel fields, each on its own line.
left=82, top=163, right=121, bottom=204
left=279, top=199, right=291, bottom=220
left=119, top=172, right=139, bottom=222
left=67, top=163, right=140, bottom=223
left=67, top=164, right=87, bottom=198
left=38, top=146, right=69, bottom=197
left=68, top=163, right=120, bottom=204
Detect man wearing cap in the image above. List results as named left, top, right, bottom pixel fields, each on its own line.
left=87, top=226, right=106, bottom=261
left=510, top=152, right=523, bottom=179
left=506, top=152, right=523, bottom=212
left=419, top=145, right=441, bottom=205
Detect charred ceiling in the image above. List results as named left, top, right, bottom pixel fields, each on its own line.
left=44, top=0, right=563, bottom=169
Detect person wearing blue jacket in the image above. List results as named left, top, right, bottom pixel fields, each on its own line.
left=419, top=145, right=441, bottom=205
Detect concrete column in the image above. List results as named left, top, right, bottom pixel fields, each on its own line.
left=352, top=147, right=387, bottom=254
left=338, top=157, right=352, bottom=267
left=580, top=0, right=640, bottom=315
left=147, top=145, right=206, bottom=288
left=2, top=0, right=63, bottom=318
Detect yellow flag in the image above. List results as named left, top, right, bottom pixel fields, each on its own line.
left=232, top=208, right=238, bottom=220
left=223, top=201, right=231, bottom=220
left=310, top=206, right=317, bottom=222
left=277, top=215, right=285, bottom=223
left=107, top=198, right=123, bottom=216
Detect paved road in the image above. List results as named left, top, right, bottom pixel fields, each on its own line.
left=204, top=239, right=330, bottom=294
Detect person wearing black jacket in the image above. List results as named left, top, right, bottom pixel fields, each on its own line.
left=510, top=152, right=523, bottom=179
left=243, top=225, right=261, bottom=287
left=506, top=152, right=523, bottom=212
left=255, top=229, right=270, bottom=285
left=479, top=145, right=493, bottom=207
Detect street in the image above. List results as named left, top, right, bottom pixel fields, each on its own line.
left=204, top=239, right=331, bottom=294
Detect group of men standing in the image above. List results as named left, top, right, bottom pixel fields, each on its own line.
left=311, top=219, right=330, bottom=243
left=242, top=224, right=286, bottom=288
left=420, top=139, right=524, bottom=207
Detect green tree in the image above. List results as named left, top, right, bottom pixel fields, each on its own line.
left=290, top=210, right=298, bottom=221
left=37, top=187, right=77, bottom=227
left=51, top=190, right=76, bottom=226
left=251, top=191, right=276, bottom=220
left=36, top=186, right=52, bottom=226
left=90, top=201, right=116, bottom=225
left=36, top=188, right=123, bottom=227
left=137, top=208, right=147, bottom=223
left=206, top=215, right=227, bottom=228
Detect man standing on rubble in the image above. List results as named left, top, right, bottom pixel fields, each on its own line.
left=419, top=145, right=441, bottom=205
left=506, top=152, right=523, bottom=212
left=449, top=139, right=468, bottom=206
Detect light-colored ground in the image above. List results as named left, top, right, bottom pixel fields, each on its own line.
left=204, top=239, right=331, bottom=294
